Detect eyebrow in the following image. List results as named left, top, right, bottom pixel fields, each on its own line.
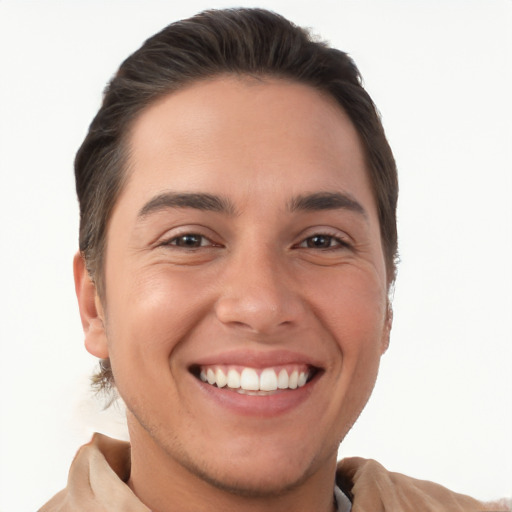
left=288, top=192, right=367, bottom=218
left=138, top=192, right=236, bottom=219
left=137, top=190, right=366, bottom=220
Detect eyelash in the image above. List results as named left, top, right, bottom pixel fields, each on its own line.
left=296, top=233, right=350, bottom=250
left=162, top=233, right=216, bottom=249
left=161, top=232, right=350, bottom=251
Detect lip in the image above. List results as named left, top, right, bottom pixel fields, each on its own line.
left=191, top=370, right=320, bottom=417
left=189, top=348, right=324, bottom=369
left=186, top=349, right=324, bottom=418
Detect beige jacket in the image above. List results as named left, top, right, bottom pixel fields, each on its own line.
left=40, top=433, right=510, bottom=512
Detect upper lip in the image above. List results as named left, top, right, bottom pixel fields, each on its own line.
left=189, top=349, right=324, bottom=371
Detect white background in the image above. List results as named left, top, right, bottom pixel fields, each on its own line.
left=0, top=1, right=511, bottom=510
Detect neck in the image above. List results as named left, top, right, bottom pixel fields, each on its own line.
left=127, top=419, right=338, bottom=512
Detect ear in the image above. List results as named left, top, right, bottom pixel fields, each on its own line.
left=73, top=252, right=109, bottom=359
left=380, top=302, right=393, bottom=355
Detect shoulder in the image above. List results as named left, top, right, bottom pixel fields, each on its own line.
left=38, top=434, right=149, bottom=512
left=336, top=457, right=510, bottom=512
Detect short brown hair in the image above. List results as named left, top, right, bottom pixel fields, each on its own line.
left=76, top=8, right=398, bottom=395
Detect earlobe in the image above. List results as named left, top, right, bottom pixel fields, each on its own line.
left=73, top=252, right=109, bottom=359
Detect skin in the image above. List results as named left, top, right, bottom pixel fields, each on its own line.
left=75, top=76, right=392, bottom=512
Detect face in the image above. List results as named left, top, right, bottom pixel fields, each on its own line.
left=78, top=77, right=391, bottom=496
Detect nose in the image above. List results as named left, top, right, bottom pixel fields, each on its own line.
left=214, top=245, right=305, bottom=335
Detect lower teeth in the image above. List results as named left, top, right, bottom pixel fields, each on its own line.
left=235, top=388, right=280, bottom=396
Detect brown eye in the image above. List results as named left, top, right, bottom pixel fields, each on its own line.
left=172, top=234, right=206, bottom=248
left=305, top=235, right=336, bottom=249
left=297, top=233, right=350, bottom=251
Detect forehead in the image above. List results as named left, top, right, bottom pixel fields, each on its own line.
left=121, top=76, right=375, bottom=216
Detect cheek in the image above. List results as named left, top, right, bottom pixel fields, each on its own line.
left=313, top=268, right=387, bottom=348
left=315, top=268, right=387, bottom=400
left=104, top=267, right=214, bottom=386
left=305, top=270, right=386, bottom=444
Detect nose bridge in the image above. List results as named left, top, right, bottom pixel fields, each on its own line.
left=214, top=240, right=302, bottom=333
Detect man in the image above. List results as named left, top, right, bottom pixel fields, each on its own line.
left=40, top=8, right=509, bottom=512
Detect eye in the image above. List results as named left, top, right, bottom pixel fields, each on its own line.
left=298, top=234, right=348, bottom=249
left=166, top=233, right=211, bottom=248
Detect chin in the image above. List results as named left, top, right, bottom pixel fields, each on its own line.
left=169, top=431, right=336, bottom=499
left=182, top=457, right=314, bottom=498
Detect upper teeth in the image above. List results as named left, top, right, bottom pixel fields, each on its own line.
left=199, top=366, right=309, bottom=392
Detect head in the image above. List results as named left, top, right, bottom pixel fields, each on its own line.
left=74, top=7, right=398, bottom=501
left=77, top=7, right=397, bottom=296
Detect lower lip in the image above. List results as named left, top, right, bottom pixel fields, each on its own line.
left=193, top=374, right=319, bottom=417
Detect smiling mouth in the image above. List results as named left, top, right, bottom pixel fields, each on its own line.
left=191, top=365, right=319, bottom=395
